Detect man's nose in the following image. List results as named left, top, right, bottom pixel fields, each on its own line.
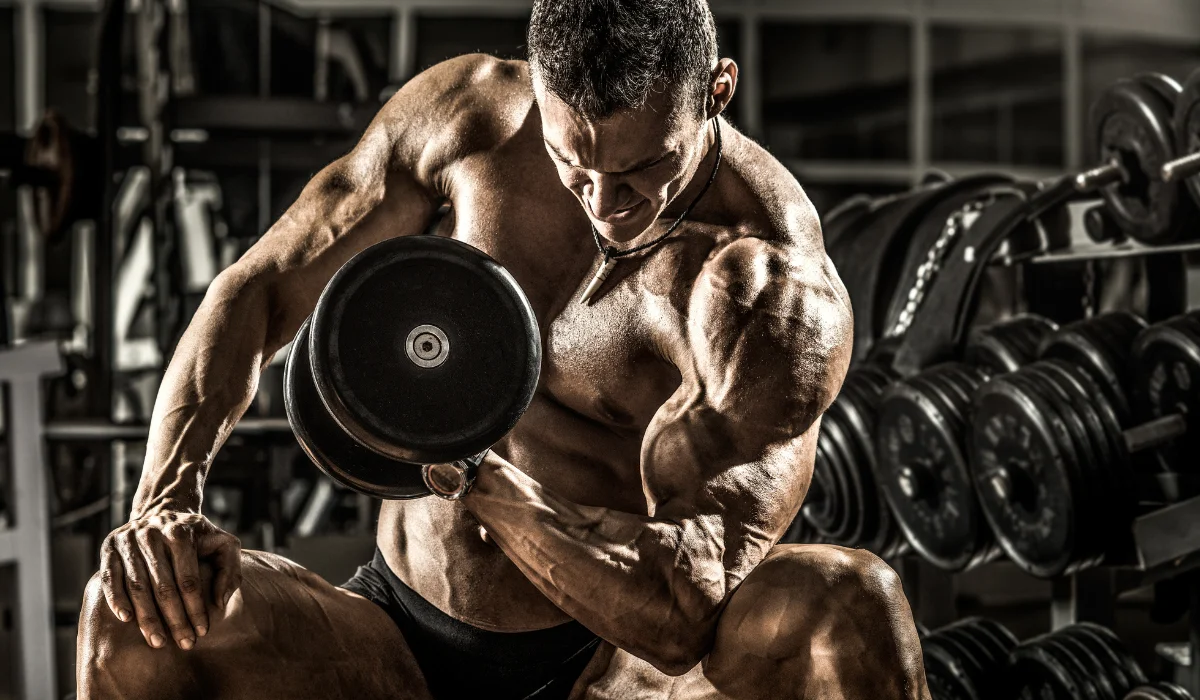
left=585, top=174, right=636, bottom=219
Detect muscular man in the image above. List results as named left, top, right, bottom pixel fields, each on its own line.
left=78, top=1, right=927, bottom=698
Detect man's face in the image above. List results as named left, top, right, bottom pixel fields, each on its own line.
left=534, top=78, right=708, bottom=244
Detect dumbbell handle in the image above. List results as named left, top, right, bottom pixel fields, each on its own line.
left=1123, top=413, right=1188, bottom=453
left=1075, top=159, right=1126, bottom=192
left=1161, top=150, right=1200, bottom=183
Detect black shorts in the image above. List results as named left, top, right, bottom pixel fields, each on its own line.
left=341, top=549, right=601, bottom=700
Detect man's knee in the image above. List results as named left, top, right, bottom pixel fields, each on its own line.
left=78, top=571, right=196, bottom=700
left=704, top=546, right=923, bottom=698
left=711, top=545, right=913, bottom=662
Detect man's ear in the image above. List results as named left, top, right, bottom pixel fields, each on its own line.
left=707, top=59, right=738, bottom=119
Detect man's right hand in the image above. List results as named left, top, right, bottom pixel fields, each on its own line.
left=99, top=511, right=242, bottom=650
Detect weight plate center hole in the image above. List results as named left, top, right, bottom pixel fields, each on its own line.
left=1114, top=147, right=1151, bottom=209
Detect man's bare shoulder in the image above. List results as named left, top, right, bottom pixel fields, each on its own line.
left=371, top=54, right=534, bottom=188
left=686, top=230, right=852, bottom=439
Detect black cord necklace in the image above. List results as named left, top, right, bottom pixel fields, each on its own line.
left=578, top=117, right=723, bottom=305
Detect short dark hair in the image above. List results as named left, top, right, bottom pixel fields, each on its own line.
left=528, top=0, right=718, bottom=121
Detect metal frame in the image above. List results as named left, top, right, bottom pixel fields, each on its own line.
left=0, top=342, right=64, bottom=700
left=7, top=0, right=1200, bottom=186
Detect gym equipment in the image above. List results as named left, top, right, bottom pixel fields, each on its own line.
left=875, top=362, right=995, bottom=571
left=285, top=235, right=541, bottom=498
left=1125, top=683, right=1196, bottom=700
left=874, top=316, right=1055, bottom=571
left=970, top=313, right=1197, bottom=577
left=1085, top=74, right=1197, bottom=244
left=923, top=616, right=1018, bottom=700
left=802, top=363, right=908, bottom=557
left=1008, top=623, right=1146, bottom=700
left=1161, top=67, right=1200, bottom=210
left=1, top=110, right=102, bottom=242
left=1130, top=311, right=1200, bottom=483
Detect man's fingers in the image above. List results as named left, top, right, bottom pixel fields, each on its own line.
left=199, top=530, right=242, bottom=610
left=135, top=530, right=197, bottom=650
left=164, top=528, right=209, bottom=638
left=99, top=540, right=133, bottom=622
left=115, top=533, right=169, bottom=649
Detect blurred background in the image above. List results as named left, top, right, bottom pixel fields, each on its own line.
left=1, top=0, right=1200, bottom=698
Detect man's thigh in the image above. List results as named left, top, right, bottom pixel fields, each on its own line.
left=80, top=549, right=431, bottom=700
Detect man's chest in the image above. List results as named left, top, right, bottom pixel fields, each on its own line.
left=440, top=162, right=690, bottom=431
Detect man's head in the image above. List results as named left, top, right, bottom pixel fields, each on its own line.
left=528, top=0, right=736, bottom=242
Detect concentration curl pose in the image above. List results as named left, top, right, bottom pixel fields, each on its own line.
left=78, top=1, right=928, bottom=698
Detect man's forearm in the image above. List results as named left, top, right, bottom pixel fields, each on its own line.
left=131, top=277, right=275, bottom=517
left=463, top=458, right=729, bottom=673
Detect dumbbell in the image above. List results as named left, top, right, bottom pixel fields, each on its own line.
left=801, top=363, right=909, bottom=558
left=1161, top=67, right=1200, bottom=211
left=873, top=315, right=1056, bottom=571
left=1082, top=72, right=1198, bottom=244
left=284, top=235, right=542, bottom=499
left=1125, top=683, right=1196, bottom=700
left=969, top=312, right=1196, bottom=577
left=922, top=617, right=1018, bottom=700
left=1009, top=622, right=1147, bottom=700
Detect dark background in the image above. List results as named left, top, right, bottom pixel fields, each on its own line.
left=2, top=0, right=1200, bottom=698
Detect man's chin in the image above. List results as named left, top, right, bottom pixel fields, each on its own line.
left=591, top=214, right=657, bottom=246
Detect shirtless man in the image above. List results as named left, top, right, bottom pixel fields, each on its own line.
left=77, top=1, right=928, bottom=698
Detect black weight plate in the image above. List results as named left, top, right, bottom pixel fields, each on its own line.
left=960, top=619, right=1017, bottom=679
left=1039, top=360, right=1126, bottom=539
left=1134, top=72, right=1184, bottom=108
left=1177, top=68, right=1200, bottom=210
left=1152, top=682, right=1196, bottom=700
left=1054, top=631, right=1119, bottom=700
left=924, top=639, right=979, bottom=700
left=1023, top=365, right=1106, bottom=567
left=877, top=377, right=981, bottom=571
left=1039, top=319, right=1131, bottom=423
left=1132, top=317, right=1200, bottom=468
left=1041, top=636, right=1103, bottom=700
left=936, top=627, right=990, bottom=695
left=925, top=635, right=983, bottom=700
left=1075, top=622, right=1148, bottom=687
left=967, top=316, right=1056, bottom=374
left=805, top=429, right=852, bottom=538
left=971, top=375, right=1078, bottom=578
left=1090, top=78, right=1189, bottom=244
left=1124, top=688, right=1174, bottom=700
left=284, top=319, right=431, bottom=499
left=310, top=235, right=541, bottom=465
left=825, top=413, right=874, bottom=546
left=1005, top=368, right=1098, bottom=571
left=1060, top=625, right=1137, bottom=697
left=1009, top=642, right=1083, bottom=700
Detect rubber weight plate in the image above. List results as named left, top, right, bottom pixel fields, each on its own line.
left=1075, top=622, right=1148, bottom=688
left=966, top=315, right=1058, bottom=374
left=1090, top=78, right=1190, bottom=244
left=1060, top=625, right=1137, bottom=697
left=1039, top=314, right=1138, bottom=423
left=1132, top=315, right=1200, bottom=470
left=876, top=365, right=986, bottom=571
left=1178, top=68, right=1200, bottom=209
left=971, top=370, right=1078, bottom=578
left=1009, top=640, right=1084, bottom=700
left=310, top=235, right=541, bottom=465
left=285, top=319, right=430, bottom=498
